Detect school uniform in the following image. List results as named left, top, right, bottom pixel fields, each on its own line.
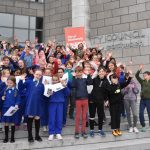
left=48, top=87, right=70, bottom=135
left=40, top=96, right=49, bottom=127
left=18, top=79, right=44, bottom=117
left=0, top=86, right=21, bottom=143
left=1, top=87, right=20, bottom=124
left=18, top=78, right=44, bottom=142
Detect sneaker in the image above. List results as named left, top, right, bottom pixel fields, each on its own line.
left=74, top=133, right=80, bottom=139
left=141, top=127, right=147, bottom=132
left=112, top=130, right=118, bottom=136
left=98, top=130, right=106, bottom=137
left=56, top=134, right=63, bottom=140
left=116, top=129, right=122, bottom=136
left=82, top=132, right=88, bottom=139
left=133, top=127, right=139, bottom=133
left=129, top=127, right=133, bottom=133
left=48, top=135, right=54, bottom=141
left=89, top=130, right=94, bottom=137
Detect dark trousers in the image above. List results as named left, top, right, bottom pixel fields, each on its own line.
left=89, top=102, right=104, bottom=130
left=110, top=103, right=121, bottom=130
left=139, top=99, right=150, bottom=127
left=68, top=88, right=75, bottom=118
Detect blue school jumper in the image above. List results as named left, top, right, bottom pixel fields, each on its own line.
left=0, top=87, right=20, bottom=123
left=0, top=81, right=7, bottom=123
left=40, top=96, right=49, bottom=126
left=18, top=79, right=44, bottom=117
left=48, top=87, right=70, bottom=135
left=16, top=82, right=27, bottom=125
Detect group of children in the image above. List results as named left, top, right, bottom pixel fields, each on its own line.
left=0, top=39, right=150, bottom=143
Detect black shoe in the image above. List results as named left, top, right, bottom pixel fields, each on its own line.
left=74, top=133, right=80, bottom=139
left=28, top=137, right=34, bottom=142
left=10, top=138, right=15, bottom=143
left=35, top=136, right=42, bottom=142
left=81, top=132, right=88, bottom=139
left=3, top=138, right=8, bottom=143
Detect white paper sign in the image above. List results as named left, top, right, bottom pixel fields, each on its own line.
left=61, top=73, right=68, bottom=82
left=4, top=106, right=18, bottom=116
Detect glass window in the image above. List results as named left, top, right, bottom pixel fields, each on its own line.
left=36, top=31, right=43, bottom=43
left=36, top=17, right=43, bottom=29
left=0, top=13, right=13, bottom=27
left=0, top=27, right=13, bottom=37
left=29, top=30, right=36, bottom=42
left=14, top=29, right=28, bottom=42
left=15, top=15, right=29, bottom=28
left=30, top=17, right=36, bottom=29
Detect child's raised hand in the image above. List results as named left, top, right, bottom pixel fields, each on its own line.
left=72, top=72, right=76, bottom=77
left=15, top=105, right=19, bottom=110
left=61, top=80, right=67, bottom=87
left=139, top=64, right=144, bottom=70
left=1, top=77, right=7, bottom=83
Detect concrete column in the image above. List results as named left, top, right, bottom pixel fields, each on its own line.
left=72, top=0, right=90, bottom=44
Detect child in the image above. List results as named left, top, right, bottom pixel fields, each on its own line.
left=135, top=64, right=150, bottom=132
left=108, top=74, right=131, bottom=136
left=72, top=66, right=92, bottom=139
left=122, top=73, right=139, bottom=133
left=89, top=67, right=108, bottom=137
left=64, top=61, right=74, bottom=119
left=1, top=56, right=14, bottom=73
left=48, top=75, right=70, bottom=140
left=0, top=69, right=11, bottom=132
left=18, top=69, right=44, bottom=142
left=40, top=68, right=51, bottom=132
left=0, top=76, right=20, bottom=143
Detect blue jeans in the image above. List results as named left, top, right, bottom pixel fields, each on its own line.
left=139, top=99, right=150, bottom=127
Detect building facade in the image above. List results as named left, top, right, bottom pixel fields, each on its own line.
left=0, top=0, right=150, bottom=72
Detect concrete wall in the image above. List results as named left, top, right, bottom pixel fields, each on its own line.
left=89, top=0, right=150, bottom=73
left=44, top=0, right=72, bottom=43
left=0, top=0, right=44, bottom=17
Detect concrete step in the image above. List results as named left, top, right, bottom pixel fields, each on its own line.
left=0, top=120, right=149, bottom=140
left=1, top=132, right=150, bottom=150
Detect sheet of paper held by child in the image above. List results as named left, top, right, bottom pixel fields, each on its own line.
left=42, top=76, right=52, bottom=84
left=44, top=83, right=65, bottom=97
left=4, top=106, right=18, bottom=116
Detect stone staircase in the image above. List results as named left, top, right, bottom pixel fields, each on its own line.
left=0, top=100, right=150, bottom=150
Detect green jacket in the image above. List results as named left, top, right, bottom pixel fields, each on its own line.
left=135, top=70, right=150, bottom=100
